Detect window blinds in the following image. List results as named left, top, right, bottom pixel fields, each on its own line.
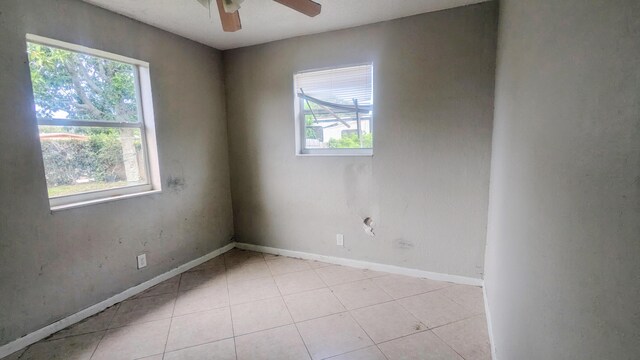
left=295, top=64, right=373, bottom=106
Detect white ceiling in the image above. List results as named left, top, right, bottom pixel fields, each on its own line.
left=83, top=0, right=487, bottom=50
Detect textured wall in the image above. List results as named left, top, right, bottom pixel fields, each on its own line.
left=0, top=0, right=233, bottom=345
left=484, top=0, right=640, bottom=358
left=224, top=3, right=498, bottom=279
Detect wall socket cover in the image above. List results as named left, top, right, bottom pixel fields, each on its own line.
left=336, top=234, right=344, bottom=246
left=137, top=254, right=147, bottom=269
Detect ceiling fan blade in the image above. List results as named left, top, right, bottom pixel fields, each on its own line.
left=273, top=0, right=321, bottom=17
left=216, top=0, right=241, bottom=32
left=222, top=0, right=244, bottom=13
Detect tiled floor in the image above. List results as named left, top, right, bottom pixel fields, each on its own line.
left=3, top=249, right=491, bottom=360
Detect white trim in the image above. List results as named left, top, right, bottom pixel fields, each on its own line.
left=0, top=242, right=234, bottom=359
left=49, top=184, right=153, bottom=208
left=483, top=284, right=498, bottom=360
left=138, top=66, right=162, bottom=191
left=50, top=188, right=161, bottom=212
left=298, top=149, right=373, bottom=157
left=235, top=242, right=483, bottom=286
left=27, top=34, right=163, bottom=209
left=293, top=63, right=375, bottom=157
left=296, top=152, right=373, bottom=157
left=26, top=34, right=149, bottom=67
left=38, top=119, right=142, bottom=128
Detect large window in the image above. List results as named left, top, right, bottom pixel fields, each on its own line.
left=294, top=64, right=373, bottom=155
left=26, top=34, right=160, bottom=209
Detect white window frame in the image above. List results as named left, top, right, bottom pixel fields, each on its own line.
left=26, top=34, right=162, bottom=211
left=293, top=64, right=374, bottom=157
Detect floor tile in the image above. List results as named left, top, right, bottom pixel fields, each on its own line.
left=274, top=269, right=326, bottom=295
left=0, top=348, right=26, bottom=360
left=307, top=260, right=333, bottom=269
left=297, top=313, right=373, bottom=360
left=432, top=314, right=491, bottom=360
left=13, top=249, right=490, bottom=360
left=224, top=249, right=265, bottom=267
left=263, top=253, right=282, bottom=261
left=137, top=355, right=163, bottom=360
left=351, top=302, right=426, bottom=343
left=378, top=331, right=462, bottom=359
left=314, top=266, right=379, bottom=286
left=399, top=291, right=475, bottom=328
left=49, top=304, right=118, bottom=340
left=92, top=318, right=170, bottom=360
left=179, top=266, right=226, bottom=291
left=437, top=285, right=485, bottom=315
left=266, top=257, right=312, bottom=275
left=372, top=275, right=451, bottom=299
left=327, top=346, right=387, bottom=360
left=283, top=288, right=346, bottom=322
left=165, top=307, right=234, bottom=352
left=109, top=293, right=176, bottom=328
left=133, top=276, right=180, bottom=299
left=187, top=256, right=226, bottom=272
left=164, top=338, right=236, bottom=360
left=330, top=279, right=392, bottom=310
left=20, top=332, right=104, bottom=360
left=173, top=281, right=229, bottom=316
left=231, top=297, right=293, bottom=336
left=235, top=324, right=310, bottom=360
left=227, top=260, right=272, bottom=282
left=228, top=276, right=281, bottom=305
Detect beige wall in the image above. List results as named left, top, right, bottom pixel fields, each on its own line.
left=0, top=0, right=233, bottom=346
left=484, top=0, right=640, bottom=358
left=224, top=3, right=498, bottom=278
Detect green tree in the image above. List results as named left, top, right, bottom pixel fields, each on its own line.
left=328, top=132, right=373, bottom=149
left=27, top=43, right=138, bottom=122
left=27, top=43, right=144, bottom=193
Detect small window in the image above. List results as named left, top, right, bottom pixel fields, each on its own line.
left=26, top=34, right=161, bottom=209
left=294, top=64, right=373, bottom=156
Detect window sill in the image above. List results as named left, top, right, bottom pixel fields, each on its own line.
left=296, top=153, right=374, bottom=157
left=50, top=189, right=162, bottom=212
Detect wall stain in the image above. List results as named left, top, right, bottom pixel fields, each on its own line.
left=393, top=238, right=414, bottom=249
left=167, top=176, right=186, bottom=191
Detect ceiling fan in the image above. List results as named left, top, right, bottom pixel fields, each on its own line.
left=197, top=0, right=321, bottom=32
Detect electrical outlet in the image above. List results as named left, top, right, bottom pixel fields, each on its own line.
left=137, top=254, right=147, bottom=269
left=336, top=234, right=344, bottom=246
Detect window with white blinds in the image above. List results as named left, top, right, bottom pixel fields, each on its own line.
left=294, top=64, right=373, bottom=155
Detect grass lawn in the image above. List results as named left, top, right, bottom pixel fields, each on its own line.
left=48, top=181, right=129, bottom=197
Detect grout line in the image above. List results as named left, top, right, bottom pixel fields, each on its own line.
left=88, top=303, right=121, bottom=359
left=349, top=300, right=420, bottom=346
left=30, top=248, right=485, bottom=360
left=270, top=268, right=314, bottom=360
left=160, top=273, right=182, bottom=357
left=160, top=336, right=235, bottom=357
left=431, top=329, right=468, bottom=359
left=376, top=344, right=390, bottom=360
left=427, top=313, right=486, bottom=331
left=224, top=268, right=239, bottom=360
left=320, top=344, right=381, bottom=360
left=232, top=321, right=295, bottom=339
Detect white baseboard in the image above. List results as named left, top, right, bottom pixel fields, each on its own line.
left=483, top=284, right=497, bottom=360
left=235, top=242, right=484, bottom=286
left=0, top=242, right=235, bottom=359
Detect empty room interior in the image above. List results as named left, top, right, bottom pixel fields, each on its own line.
left=0, top=0, right=638, bottom=359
